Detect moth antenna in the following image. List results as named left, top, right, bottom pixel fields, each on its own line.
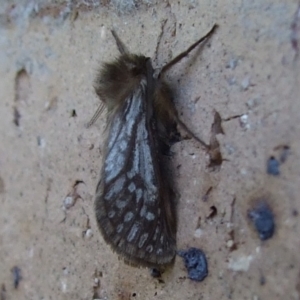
left=86, top=103, right=105, bottom=128
left=154, top=19, right=168, bottom=64
left=159, top=24, right=218, bottom=76
left=177, top=118, right=210, bottom=150
left=111, top=30, right=129, bottom=55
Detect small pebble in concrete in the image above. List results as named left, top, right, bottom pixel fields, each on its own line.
left=11, top=266, right=22, bottom=289
left=248, top=202, right=275, bottom=241
left=63, top=196, right=75, bottom=210
left=267, top=156, right=280, bottom=176
left=150, top=268, right=162, bottom=278
left=84, top=228, right=93, bottom=239
left=178, top=248, right=208, bottom=282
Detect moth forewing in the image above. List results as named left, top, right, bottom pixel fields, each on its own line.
left=95, top=80, right=176, bottom=267
left=93, top=25, right=217, bottom=268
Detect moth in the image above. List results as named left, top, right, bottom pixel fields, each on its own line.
left=92, top=24, right=217, bottom=268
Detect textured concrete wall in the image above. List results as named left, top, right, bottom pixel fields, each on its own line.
left=0, top=0, right=300, bottom=299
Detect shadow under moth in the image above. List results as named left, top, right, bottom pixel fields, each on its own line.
left=92, top=24, right=218, bottom=268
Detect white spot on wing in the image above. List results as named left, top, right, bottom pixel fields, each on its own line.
left=153, top=226, right=160, bottom=241
left=146, top=245, right=153, bottom=253
left=228, top=255, right=253, bottom=272
left=140, top=205, right=147, bottom=217
left=104, top=176, right=125, bottom=200
left=124, top=211, right=134, bottom=222
left=116, top=199, right=127, bottom=209
left=138, top=233, right=149, bottom=248
left=136, top=189, right=143, bottom=203
left=108, top=210, right=116, bottom=218
left=105, top=147, right=126, bottom=182
left=146, top=212, right=155, bottom=221
left=127, top=143, right=140, bottom=179
left=160, top=235, right=164, bottom=243
left=135, top=115, right=158, bottom=203
left=127, top=170, right=135, bottom=179
left=117, top=224, right=124, bottom=233
left=157, top=248, right=163, bottom=255
left=127, top=222, right=140, bottom=242
left=128, top=182, right=136, bottom=192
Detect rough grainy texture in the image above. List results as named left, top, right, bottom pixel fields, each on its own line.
left=0, top=0, right=299, bottom=299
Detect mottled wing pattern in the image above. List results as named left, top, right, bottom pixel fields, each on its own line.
left=95, top=81, right=176, bottom=267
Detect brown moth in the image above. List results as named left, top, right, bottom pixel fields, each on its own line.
left=93, top=24, right=217, bottom=268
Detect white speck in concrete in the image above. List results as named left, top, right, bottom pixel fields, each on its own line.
left=226, top=58, right=238, bottom=70
left=94, top=277, right=100, bottom=286
left=101, top=26, right=106, bottom=39
left=240, top=168, right=247, bottom=175
left=246, top=97, right=260, bottom=109
left=85, top=229, right=93, bottom=239
left=227, top=76, right=236, bottom=85
left=240, top=114, right=250, bottom=130
left=28, top=247, right=34, bottom=257
left=63, top=196, right=75, bottom=210
left=194, top=228, right=203, bottom=238
left=228, top=255, right=253, bottom=271
left=63, top=267, right=69, bottom=275
left=61, top=280, right=67, bottom=292
left=241, top=77, right=250, bottom=90
left=226, top=240, right=234, bottom=248
left=225, top=143, right=235, bottom=155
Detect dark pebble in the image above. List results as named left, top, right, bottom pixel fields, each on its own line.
left=11, top=266, right=22, bottom=289
left=248, top=203, right=275, bottom=240
left=267, top=157, right=280, bottom=176
left=150, top=268, right=162, bottom=278
left=178, top=248, right=208, bottom=282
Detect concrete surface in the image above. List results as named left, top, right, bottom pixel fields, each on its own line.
left=0, top=0, right=300, bottom=299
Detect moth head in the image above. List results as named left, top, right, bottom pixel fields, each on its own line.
left=123, top=54, right=150, bottom=76
left=94, top=54, right=149, bottom=112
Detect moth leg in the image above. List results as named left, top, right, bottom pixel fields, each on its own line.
left=86, top=103, right=105, bottom=128
left=111, top=30, right=129, bottom=55
left=157, top=24, right=218, bottom=149
left=159, top=24, right=218, bottom=75
left=177, top=118, right=209, bottom=150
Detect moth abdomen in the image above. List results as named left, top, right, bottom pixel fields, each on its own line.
left=153, top=81, right=182, bottom=152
